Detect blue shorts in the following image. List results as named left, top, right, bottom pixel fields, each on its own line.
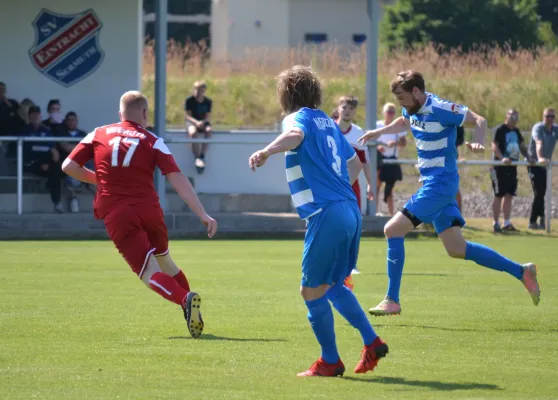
left=301, top=200, right=361, bottom=288
left=403, top=183, right=465, bottom=234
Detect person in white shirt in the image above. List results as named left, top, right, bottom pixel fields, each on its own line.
left=376, top=103, right=407, bottom=216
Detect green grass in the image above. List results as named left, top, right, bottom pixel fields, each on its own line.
left=1, top=224, right=557, bottom=399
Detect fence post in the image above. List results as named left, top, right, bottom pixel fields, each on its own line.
left=367, top=143, right=378, bottom=216
left=17, top=139, right=23, bottom=215
left=545, top=163, right=552, bottom=233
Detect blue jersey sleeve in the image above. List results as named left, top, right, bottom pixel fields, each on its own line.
left=434, top=100, right=469, bottom=127
left=402, top=108, right=410, bottom=119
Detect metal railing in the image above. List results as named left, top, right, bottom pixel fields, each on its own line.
left=1, top=135, right=556, bottom=233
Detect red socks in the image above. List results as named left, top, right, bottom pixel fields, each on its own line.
left=173, top=270, right=191, bottom=292
left=148, top=272, right=188, bottom=306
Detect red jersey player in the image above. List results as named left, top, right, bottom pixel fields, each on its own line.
left=62, top=91, right=217, bottom=339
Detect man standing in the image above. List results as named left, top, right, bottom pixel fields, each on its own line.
left=185, top=81, right=212, bottom=174
left=527, top=107, right=558, bottom=230
left=63, top=91, right=217, bottom=338
left=249, top=66, right=387, bottom=377
left=490, top=109, right=532, bottom=233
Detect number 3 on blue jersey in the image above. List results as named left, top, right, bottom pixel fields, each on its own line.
left=327, top=135, right=342, bottom=176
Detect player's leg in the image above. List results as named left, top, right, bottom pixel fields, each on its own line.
left=346, top=179, right=361, bottom=283
left=156, top=252, right=191, bottom=292
left=435, top=205, right=540, bottom=306
left=187, top=124, right=201, bottom=158
left=384, top=180, right=396, bottom=216
left=325, top=201, right=388, bottom=374
left=297, top=207, right=344, bottom=377
left=368, top=208, right=416, bottom=316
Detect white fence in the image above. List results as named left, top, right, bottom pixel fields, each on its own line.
left=1, top=134, right=556, bottom=233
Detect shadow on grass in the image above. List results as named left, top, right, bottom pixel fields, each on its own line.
left=374, top=324, right=557, bottom=333
left=168, top=334, right=287, bottom=342
left=343, top=375, right=502, bottom=391
left=365, top=273, right=452, bottom=277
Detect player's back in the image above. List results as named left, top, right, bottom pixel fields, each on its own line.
left=90, top=121, right=177, bottom=218
left=283, top=108, right=357, bottom=219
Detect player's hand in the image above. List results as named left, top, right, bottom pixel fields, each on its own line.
left=201, top=214, right=217, bottom=238
left=501, top=157, right=512, bottom=165
left=248, top=149, right=270, bottom=171
left=376, top=145, right=385, bottom=153
left=465, top=142, right=484, bottom=153
left=386, top=140, right=397, bottom=148
left=538, top=157, right=550, bottom=166
left=358, top=131, right=377, bottom=146
left=366, top=184, right=374, bottom=201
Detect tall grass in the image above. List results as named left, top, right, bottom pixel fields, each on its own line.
left=142, top=40, right=558, bottom=130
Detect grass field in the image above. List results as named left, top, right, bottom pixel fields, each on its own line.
left=1, top=222, right=557, bottom=399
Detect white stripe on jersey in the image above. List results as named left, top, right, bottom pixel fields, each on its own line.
left=286, top=165, right=303, bottom=182
left=292, top=189, right=314, bottom=208
left=154, top=138, right=172, bottom=154
left=418, top=156, right=445, bottom=169
left=415, top=137, right=448, bottom=151
left=410, top=121, right=445, bottom=133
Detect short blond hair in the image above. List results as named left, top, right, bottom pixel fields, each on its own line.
left=119, top=91, right=148, bottom=115
left=383, top=102, right=396, bottom=112
left=194, top=80, right=207, bottom=90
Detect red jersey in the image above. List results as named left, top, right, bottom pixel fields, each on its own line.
left=68, top=120, right=180, bottom=219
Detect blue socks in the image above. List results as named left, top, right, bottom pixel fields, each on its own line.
left=465, top=242, right=523, bottom=280
left=305, top=296, right=339, bottom=364
left=386, top=237, right=405, bottom=303
left=327, top=283, right=377, bottom=346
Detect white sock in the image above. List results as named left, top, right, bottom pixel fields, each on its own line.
left=504, top=219, right=511, bottom=227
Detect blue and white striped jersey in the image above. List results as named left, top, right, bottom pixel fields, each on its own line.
left=402, top=93, right=468, bottom=186
left=282, top=108, right=357, bottom=219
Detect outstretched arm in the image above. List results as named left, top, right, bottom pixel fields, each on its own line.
left=249, top=128, right=304, bottom=170
left=358, top=117, right=409, bottom=145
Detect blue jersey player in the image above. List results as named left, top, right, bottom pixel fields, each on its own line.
left=249, top=66, right=388, bottom=377
left=359, top=70, right=541, bottom=316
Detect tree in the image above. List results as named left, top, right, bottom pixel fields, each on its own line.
left=381, top=0, right=542, bottom=51
left=538, top=0, right=558, bottom=36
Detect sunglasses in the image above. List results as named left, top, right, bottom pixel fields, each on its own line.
left=544, top=114, right=555, bottom=119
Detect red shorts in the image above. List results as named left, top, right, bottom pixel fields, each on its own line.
left=103, top=204, right=169, bottom=278
left=352, top=180, right=361, bottom=209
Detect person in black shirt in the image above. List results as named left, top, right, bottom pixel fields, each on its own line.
left=23, top=105, right=63, bottom=213
left=490, top=109, right=533, bottom=232
left=0, top=82, right=22, bottom=137
left=184, top=81, right=212, bottom=173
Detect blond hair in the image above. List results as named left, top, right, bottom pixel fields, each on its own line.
left=194, top=80, right=207, bottom=90
left=119, top=91, right=148, bottom=117
left=383, top=102, right=396, bottom=113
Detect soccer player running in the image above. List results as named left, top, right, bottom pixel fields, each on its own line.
left=62, top=91, right=217, bottom=338
left=358, top=71, right=540, bottom=317
left=249, top=66, right=387, bottom=377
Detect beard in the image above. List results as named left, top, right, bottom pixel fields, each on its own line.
left=404, top=98, right=422, bottom=115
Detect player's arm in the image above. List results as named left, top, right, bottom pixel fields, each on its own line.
left=463, top=110, right=487, bottom=152
left=61, top=132, right=96, bottom=185
left=249, top=128, right=304, bottom=170
left=532, top=125, right=549, bottom=165
left=358, top=117, right=409, bottom=145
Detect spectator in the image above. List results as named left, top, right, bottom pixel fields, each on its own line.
left=0, top=81, right=22, bottom=137
left=376, top=102, right=407, bottom=216
left=23, top=105, right=63, bottom=213
left=58, top=111, right=90, bottom=212
left=455, top=125, right=465, bottom=211
left=184, top=81, right=212, bottom=174
left=42, top=99, right=63, bottom=135
left=490, top=109, right=532, bottom=233
left=527, top=107, right=558, bottom=230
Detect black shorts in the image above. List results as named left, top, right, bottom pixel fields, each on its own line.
left=378, top=155, right=403, bottom=183
left=490, top=166, right=518, bottom=197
